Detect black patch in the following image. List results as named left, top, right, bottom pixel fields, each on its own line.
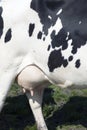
left=30, top=0, right=64, bottom=35
left=28, top=23, right=35, bottom=37
left=51, top=28, right=68, bottom=50
left=43, top=37, right=45, bottom=41
left=46, top=0, right=65, bottom=11
left=48, top=49, right=68, bottom=72
left=48, top=0, right=87, bottom=71
left=47, top=44, right=51, bottom=51
left=71, top=30, right=87, bottom=54
left=63, top=59, right=68, bottom=67
left=68, top=56, right=73, bottom=62
left=37, top=31, right=42, bottom=39
left=4, top=28, right=12, bottom=43
left=75, top=59, right=81, bottom=68
left=59, top=0, right=87, bottom=55
left=0, top=6, right=4, bottom=38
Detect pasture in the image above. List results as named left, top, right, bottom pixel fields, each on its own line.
left=0, top=84, right=87, bottom=130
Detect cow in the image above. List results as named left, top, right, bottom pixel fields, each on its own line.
left=0, top=0, right=87, bottom=130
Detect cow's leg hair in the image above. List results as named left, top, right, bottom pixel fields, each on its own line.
left=0, top=70, right=16, bottom=111
left=26, top=87, right=48, bottom=130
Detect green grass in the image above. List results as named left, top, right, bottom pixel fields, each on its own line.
left=0, top=84, right=87, bottom=130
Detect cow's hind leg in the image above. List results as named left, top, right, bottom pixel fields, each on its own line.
left=0, top=69, right=16, bottom=111
left=26, top=87, right=48, bottom=130
left=17, top=65, right=49, bottom=130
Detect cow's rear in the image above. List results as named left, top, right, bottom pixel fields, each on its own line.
left=1, top=0, right=87, bottom=130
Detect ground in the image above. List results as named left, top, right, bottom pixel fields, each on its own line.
left=0, top=84, right=87, bottom=130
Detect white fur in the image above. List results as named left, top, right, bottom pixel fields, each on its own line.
left=0, top=1, right=87, bottom=130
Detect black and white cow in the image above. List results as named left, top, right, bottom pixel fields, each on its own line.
left=0, top=0, right=87, bottom=130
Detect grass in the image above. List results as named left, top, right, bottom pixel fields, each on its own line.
left=0, top=84, right=87, bottom=130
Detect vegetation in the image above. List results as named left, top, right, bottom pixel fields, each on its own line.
left=0, top=84, right=87, bottom=130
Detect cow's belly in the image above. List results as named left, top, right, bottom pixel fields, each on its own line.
left=17, top=51, right=87, bottom=89
left=15, top=40, right=87, bottom=89
left=18, top=58, right=87, bottom=90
